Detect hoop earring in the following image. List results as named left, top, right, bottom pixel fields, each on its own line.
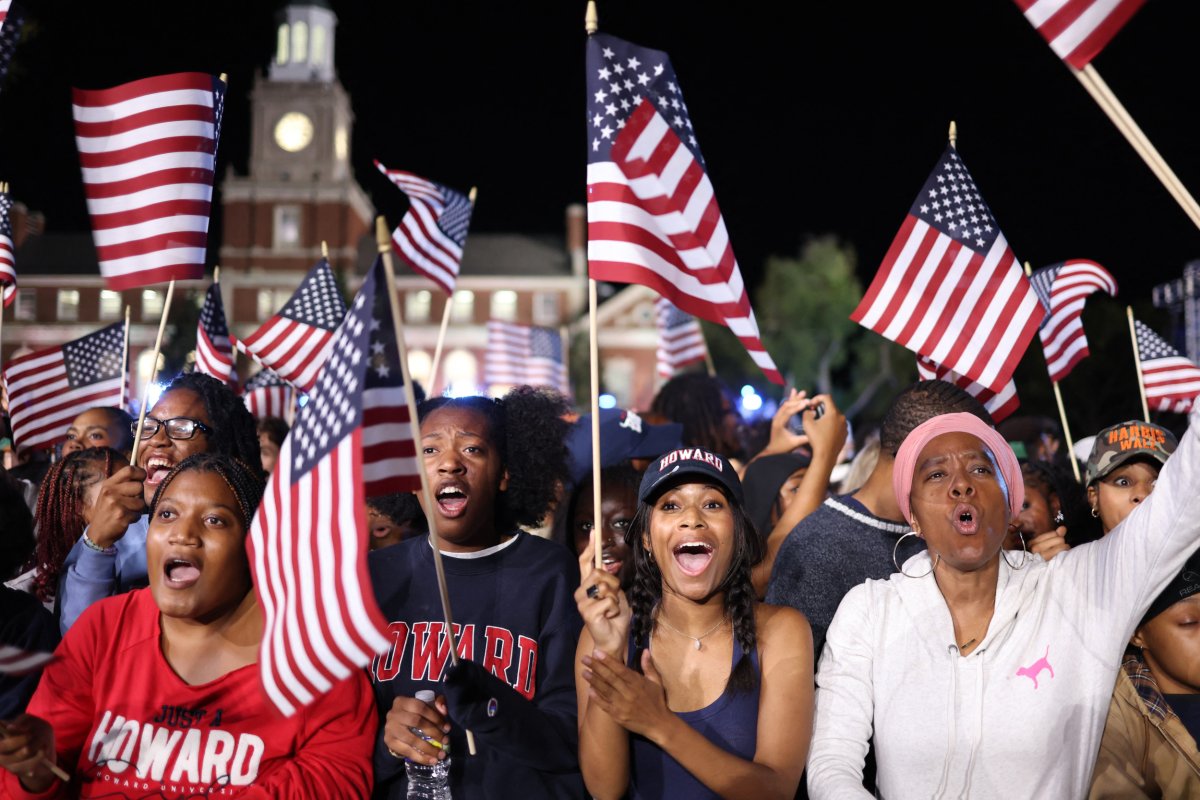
left=893, top=531, right=937, bottom=579
left=1003, top=532, right=1029, bottom=570
left=1090, top=506, right=1099, bottom=519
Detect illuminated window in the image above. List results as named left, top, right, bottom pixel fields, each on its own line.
left=274, top=205, right=301, bottom=249
left=532, top=291, right=559, bottom=326
left=142, top=290, right=163, bottom=320
left=14, top=289, right=35, bottom=321
left=406, top=290, right=431, bottom=324
left=451, top=290, right=474, bottom=324
left=312, top=25, right=326, bottom=65
left=57, top=289, right=80, bottom=321
left=99, top=290, right=122, bottom=321
left=408, top=350, right=432, bottom=386
left=292, top=21, right=308, bottom=63
left=444, top=349, right=478, bottom=396
left=490, top=290, right=518, bottom=322
left=276, top=24, right=289, bottom=64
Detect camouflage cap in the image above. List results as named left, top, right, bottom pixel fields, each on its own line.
left=1085, top=420, right=1178, bottom=486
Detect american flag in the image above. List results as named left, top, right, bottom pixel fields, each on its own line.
left=852, top=146, right=1044, bottom=394
left=585, top=33, right=782, bottom=385
left=72, top=72, right=224, bottom=290
left=485, top=320, right=569, bottom=394
left=1133, top=319, right=1200, bottom=414
left=655, top=296, right=707, bottom=379
left=0, top=644, right=52, bottom=676
left=916, top=355, right=1019, bottom=423
left=374, top=161, right=473, bottom=296
left=0, top=189, right=15, bottom=309
left=1014, top=0, right=1145, bottom=69
left=247, top=260, right=394, bottom=717
left=0, top=0, right=24, bottom=94
left=1029, top=259, right=1117, bottom=382
left=194, top=282, right=234, bottom=385
left=2, top=322, right=125, bottom=452
left=235, top=258, right=346, bottom=393
left=243, top=369, right=293, bottom=420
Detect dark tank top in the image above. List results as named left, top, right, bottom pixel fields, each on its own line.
left=627, top=627, right=761, bottom=799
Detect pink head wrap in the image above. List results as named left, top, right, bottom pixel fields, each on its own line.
left=892, top=412, right=1023, bottom=525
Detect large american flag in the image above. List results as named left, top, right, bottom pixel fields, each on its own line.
left=485, top=320, right=569, bottom=394
left=916, top=355, right=1019, bottom=423
left=1029, top=259, right=1117, bottom=382
left=585, top=33, right=781, bottom=385
left=1133, top=319, right=1200, bottom=414
left=374, top=161, right=473, bottom=296
left=72, top=72, right=224, bottom=290
left=1014, top=0, right=1145, bottom=69
left=243, top=369, right=293, bottom=420
left=194, top=282, right=234, bottom=385
left=0, top=0, right=25, bottom=94
left=852, top=146, right=1044, bottom=394
left=2, top=322, right=125, bottom=452
left=655, top=296, right=707, bottom=379
left=0, top=189, right=15, bottom=308
left=247, top=261, right=393, bottom=717
left=235, top=258, right=346, bottom=393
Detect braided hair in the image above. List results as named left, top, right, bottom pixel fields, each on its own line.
left=418, top=386, right=569, bottom=531
left=163, top=373, right=262, bottom=472
left=30, top=447, right=121, bottom=602
left=880, top=380, right=995, bottom=457
left=624, top=478, right=764, bottom=694
left=149, top=453, right=266, bottom=530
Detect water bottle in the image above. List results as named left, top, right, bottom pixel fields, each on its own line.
left=405, top=689, right=451, bottom=800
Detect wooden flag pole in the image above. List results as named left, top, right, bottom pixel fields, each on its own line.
left=1127, top=306, right=1151, bottom=422
left=376, top=216, right=476, bottom=756
left=1073, top=65, right=1200, bottom=232
left=128, top=281, right=176, bottom=465
left=428, top=186, right=476, bottom=396
left=586, top=1, right=604, bottom=571
left=118, top=305, right=132, bottom=412
left=1023, top=263, right=1082, bottom=482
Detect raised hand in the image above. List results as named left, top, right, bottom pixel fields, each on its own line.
left=574, top=530, right=630, bottom=658
left=582, top=649, right=674, bottom=743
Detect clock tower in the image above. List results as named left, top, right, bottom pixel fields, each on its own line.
left=219, top=1, right=372, bottom=281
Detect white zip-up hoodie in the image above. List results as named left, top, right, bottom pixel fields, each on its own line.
left=807, top=408, right=1200, bottom=800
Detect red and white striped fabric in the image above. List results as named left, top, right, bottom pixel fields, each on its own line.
left=72, top=72, right=224, bottom=290
left=1028, top=259, right=1117, bottom=383
left=2, top=322, right=126, bottom=452
left=0, top=190, right=15, bottom=308
left=852, top=147, right=1044, bottom=394
left=655, top=296, right=707, bottom=378
left=917, top=355, right=1020, bottom=423
left=374, top=161, right=473, bottom=296
left=484, top=320, right=569, bottom=394
left=194, top=282, right=235, bottom=384
left=248, top=262, right=396, bottom=716
left=585, top=33, right=781, bottom=385
left=243, top=370, right=293, bottom=420
left=0, top=644, right=53, bottom=676
left=1133, top=319, right=1200, bottom=414
left=1014, top=0, right=1146, bottom=69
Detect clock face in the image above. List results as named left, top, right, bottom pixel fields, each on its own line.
left=274, top=112, right=314, bottom=153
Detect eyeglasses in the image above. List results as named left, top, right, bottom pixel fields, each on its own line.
left=133, top=417, right=212, bottom=441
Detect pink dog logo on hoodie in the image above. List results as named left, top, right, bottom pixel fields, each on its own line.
left=1016, top=646, right=1054, bottom=689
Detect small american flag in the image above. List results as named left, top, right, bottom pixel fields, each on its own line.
left=655, top=296, right=707, bottom=379
left=585, top=33, right=781, bottom=385
left=194, top=283, right=234, bottom=385
left=248, top=259, right=394, bottom=717
left=916, top=355, right=1020, bottom=423
left=0, top=189, right=15, bottom=309
left=852, top=146, right=1044, bottom=394
left=485, top=320, right=569, bottom=395
left=0, top=0, right=24, bottom=93
left=1014, top=0, right=1145, bottom=69
left=0, top=643, right=52, bottom=676
left=1133, top=319, right=1200, bottom=414
left=235, top=258, right=347, bottom=393
left=2, top=322, right=125, bottom=452
left=1029, top=259, right=1117, bottom=383
left=375, top=161, right=473, bottom=296
left=243, top=369, right=293, bottom=420
left=72, top=72, right=225, bottom=290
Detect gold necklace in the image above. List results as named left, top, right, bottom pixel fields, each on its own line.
left=653, top=607, right=729, bottom=651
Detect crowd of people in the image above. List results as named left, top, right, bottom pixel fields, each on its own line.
left=0, top=369, right=1198, bottom=799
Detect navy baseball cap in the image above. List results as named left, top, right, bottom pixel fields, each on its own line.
left=566, top=409, right=684, bottom=485
left=638, top=446, right=744, bottom=505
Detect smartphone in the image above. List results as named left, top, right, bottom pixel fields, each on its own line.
left=787, top=401, right=825, bottom=435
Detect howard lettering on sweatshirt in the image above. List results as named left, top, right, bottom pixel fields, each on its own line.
left=371, top=621, right=539, bottom=699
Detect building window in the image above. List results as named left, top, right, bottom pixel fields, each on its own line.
left=603, top=357, right=636, bottom=408
left=14, top=289, right=34, bottom=321
left=257, top=288, right=292, bottom=320
left=275, top=23, right=289, bottom=65
left=142, top=289, right=163, bottom=320
left=57, top=289, right=80, bottom=321
left=490, top=290, right=518, bottom=322
left=444, top=349, right=478, bottom=396
left=408, top=349, right=432, bottom=387
left=532, top=291, right=559, bottom=326
left=312, top=25, right=326, bottom=65
left=406, top=290, right=431, bottom=324
left=99, top=290, right=122, bottom=321
left=451, top=290, right=474, bottom=324
left=274, top=205, right=302, bottom=249
left=292, top=20, right=308, bottom=63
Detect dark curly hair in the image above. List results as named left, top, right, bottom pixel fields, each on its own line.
left=624, top=476, right=763, bottom=694
left=1021, top=460, right=1100, bottom=548
left=563, top=462, right=644, bottom=553
left=149, top=453, right=266, bottom=530
left=366, top=492, right=427, bottom=532
left=162, top=373, right=262, bottom=471
left=30, top=447, right=121, bottom=602
left=651, top=373, right=743, bottom=459
left=880, top=381, right=995, bottom=457
left=0, top=471, right=33, bottom=581
left=256, top=416, right=290, bottom=448
left=418, top=386, right=569, bottom=532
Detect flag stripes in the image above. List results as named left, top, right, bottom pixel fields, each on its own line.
left=194, top=283, right=235, bottom=384
left=1134, top=319, right=1200, bottom=414
left=1014, top=0, right=1146, bottom=69
left=375, top=161, right=472, bottom=296
left=655, top=297, right=707, bottom=378
left=485, top=321, right=569, bottom=394
left=1029, top=259, right=1117, bottom=382
left=916, top=355, right=1020, bottom=422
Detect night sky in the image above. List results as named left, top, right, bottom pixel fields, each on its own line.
left=1, top=0, right=1198, bottom=295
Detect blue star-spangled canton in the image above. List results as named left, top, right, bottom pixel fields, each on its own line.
left=1028, top=264, right=1059, bottom=320
left=0, top=191, right=12, bottom=240
left=199, top=285, right=229, bottom=340
left=435, top=185, right=472, bottom=248
left=1135, top=320, right=1182, bottom=361
left=279, top=261, right=346, bottom=331
left=911, top=147, right=999, bottom=252
left=586, top=32, right=701, bottom=166
left=0, top=1, right=25, bottom=91
left=211, top=75, right=226, bottom=153
left=660, top=298, right=697, bottom=332
left=63, top=323, right=124, bottom=387
left=245, top=368, right=286, bottom=392
left=530, top=326, right=564, bottom=362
